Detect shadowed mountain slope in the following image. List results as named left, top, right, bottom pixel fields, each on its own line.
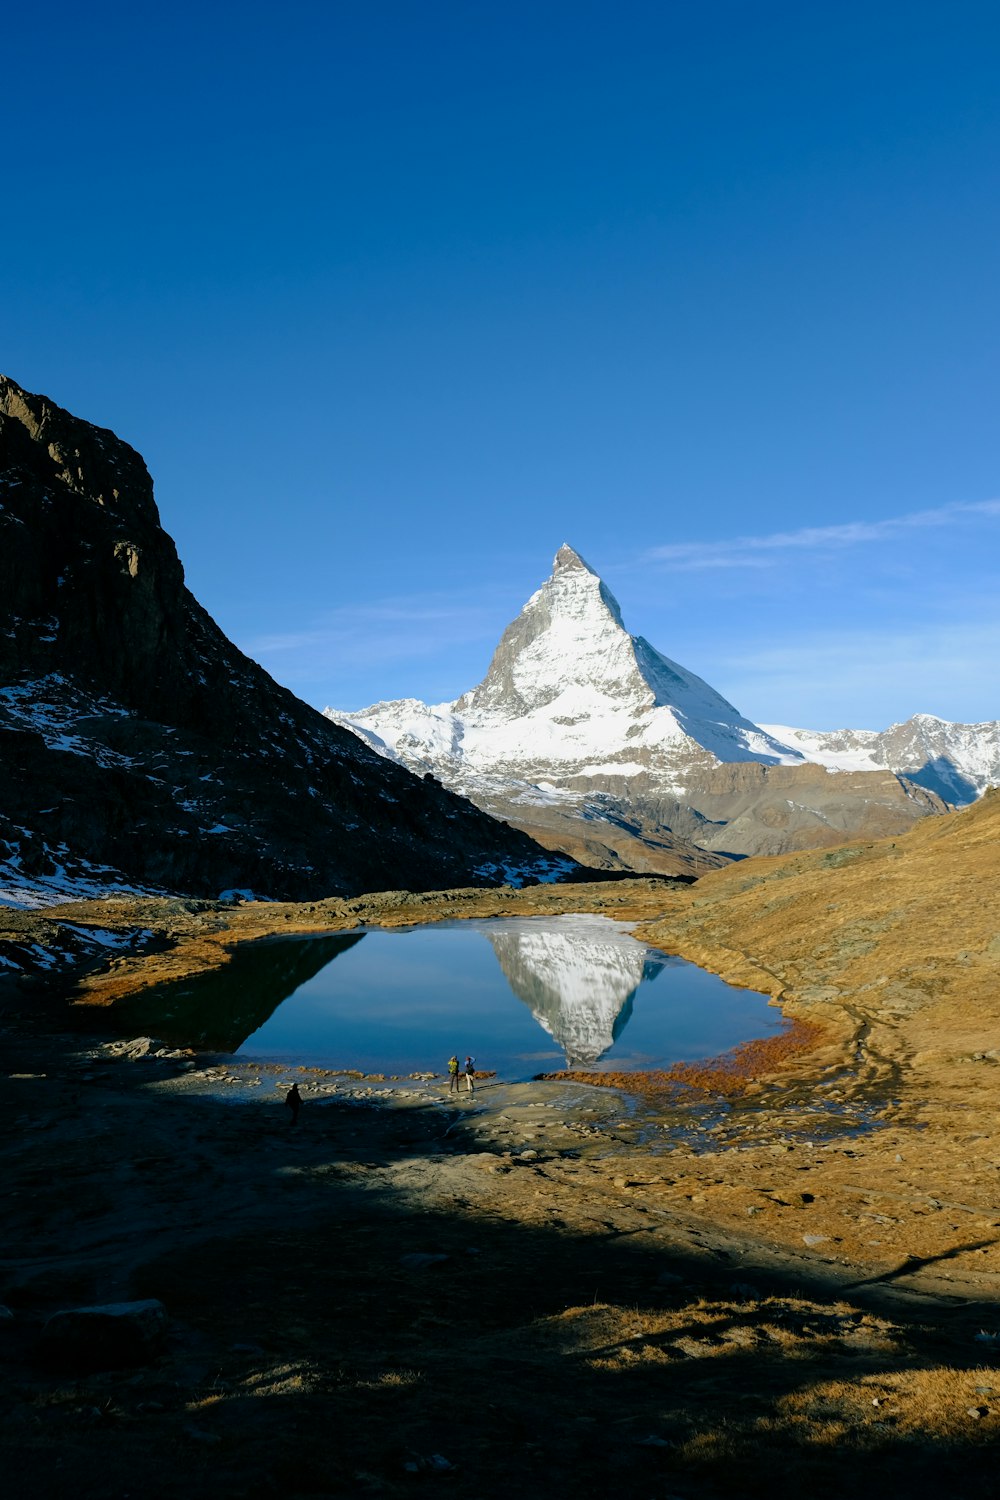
left=0, top=377, right=571, bottom=903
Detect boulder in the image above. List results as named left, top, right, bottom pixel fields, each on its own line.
left=40, top=1298, right=167, bottom=1368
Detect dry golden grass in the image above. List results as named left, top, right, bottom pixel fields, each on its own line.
left=546, top=1018, right=827, bottom=1096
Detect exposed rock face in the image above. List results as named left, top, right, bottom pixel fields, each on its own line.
left=0, top=377, right=571, bottom=904
left=666, top=761, right=946, bottom=857
left=327, top=545, right=949, bottom=868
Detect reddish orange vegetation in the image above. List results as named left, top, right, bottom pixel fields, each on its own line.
left=543, top=1018, right=826, bottom=1098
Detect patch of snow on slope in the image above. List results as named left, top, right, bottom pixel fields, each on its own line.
left=0, top=839, right=160, bottom=911
left=760, top=725, right=883, bottom=773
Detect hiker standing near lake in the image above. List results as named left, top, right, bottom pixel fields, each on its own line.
left=285, top=1082, right=302, bottom=1125
left=447, top=1054, right=461, bottom=1094
left=463, top=1055, right=476, bottom=1094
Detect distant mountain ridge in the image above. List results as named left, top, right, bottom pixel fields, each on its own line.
left=327, top=545, right=965, bottom=869
left=0, top=376, right=572, bottom=906
left=760, top=716, right=1000, bottom=806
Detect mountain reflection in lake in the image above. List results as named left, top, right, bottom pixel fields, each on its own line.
left=485, top=922, right=667, bottom=1067
left=113, top=915, right=783, bottom=1078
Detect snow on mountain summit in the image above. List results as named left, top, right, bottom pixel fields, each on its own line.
left=325, top=545, right=963, bottom=868
left=327, top=544, right=804, bottom=791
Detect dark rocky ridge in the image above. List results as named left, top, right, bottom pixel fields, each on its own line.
left=0, top=376, right=570, bottom=900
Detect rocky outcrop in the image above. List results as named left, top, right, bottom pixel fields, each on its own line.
left=659, top=761, right=946, bottom=857
left=0, top=377, right=571, bottom=903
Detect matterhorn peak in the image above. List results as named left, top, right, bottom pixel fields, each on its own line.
left=541, top=542, right=625, bottom=630
left=455, top=541, right=631, bottom=715
left=552, top=542, right=596, bottom=575
left=325, top=544, right=972, bottom=870
left=328, top=544, right=802, bottom=785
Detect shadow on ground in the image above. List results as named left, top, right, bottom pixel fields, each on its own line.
left=1, top=1007, right=997, bottom=1499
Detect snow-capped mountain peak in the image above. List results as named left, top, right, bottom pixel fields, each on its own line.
left=324, top=544, right=969, bottom=868
left=326, top=544, right=805, bottom=810
left=455, top=542, right=632, bottom=716
left=456, top=542, right=758, bottom=734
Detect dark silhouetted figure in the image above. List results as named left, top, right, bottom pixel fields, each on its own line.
left=285, top=1083, right=302, bottom=1125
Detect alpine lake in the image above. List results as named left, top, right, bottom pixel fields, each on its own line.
left=108, top=913, right=784, bottom=1079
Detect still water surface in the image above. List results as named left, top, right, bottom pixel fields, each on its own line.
left=116, top=914, right=782, bottom=1079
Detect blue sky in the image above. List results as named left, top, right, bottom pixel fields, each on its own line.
left=5, top=1, right=999, bottom=727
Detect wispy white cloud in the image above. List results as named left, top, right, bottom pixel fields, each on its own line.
left=238, top=590, right=509, bottom=705
left=249, top=600, right=484, bottom=655
left=645, top=498, right=1000, bottom=570
left=710, top=617, right=1000, bottom=727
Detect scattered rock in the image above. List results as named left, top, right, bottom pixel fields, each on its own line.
left=182, top=1424, right=222, bottom=1445
left=403, top=1452, right=454, bottom=1473
left=803, top=1234, right=830, bottom=1247
left=40, top=1299, right=168, bottom=1369
left=104, top=1037, right=155, bottom=1058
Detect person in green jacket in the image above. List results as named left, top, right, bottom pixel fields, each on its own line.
left=447, top=1054, right=461, bottom=1094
